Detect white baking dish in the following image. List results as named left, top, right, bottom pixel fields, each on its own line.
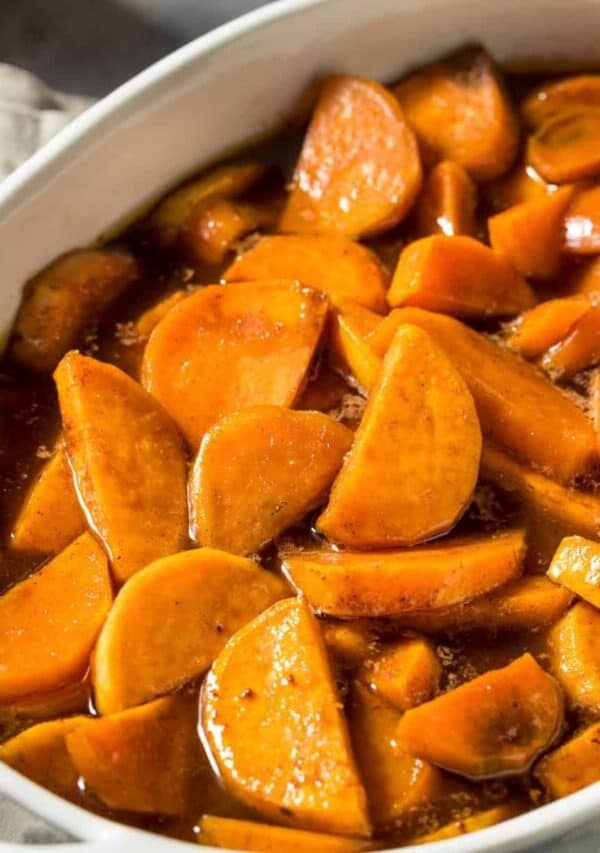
left=2, top=0, right=600, bottom=850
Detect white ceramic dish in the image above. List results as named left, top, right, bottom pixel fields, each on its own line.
left=2, top=0, right=600, bottom=850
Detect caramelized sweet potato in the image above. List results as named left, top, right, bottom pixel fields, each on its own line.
left=280, top=75, right=422, bottom=237
left=361, top=637, right=440, bottom=711
left=199, top=816, right=371, bottom=852
left=201, top=598, right=370, bottom=837
left=328, top=306, right=382, bottom=391
left=1, top=681, right=90, bottom=727
left=522, top=75, right=600, bottom=129
left=11, top=444, right=85, bottom=554
left=142, top=280, right=328, bottom=448
left=189, top=407, right=352, bottom=555
left=92, top=548, right=287, bottom=714
left=0, top=533, right=112, bottom=703
left=282, top=529, right=525, bottom=618
left=506, top=297, right=591, bottom=359
left=535, top=720, right=600, bottom=797
left=548, top=602, right=600, bottom=710
left=55, top=352, right=188, bottom=582
left=186, top=197, right=280, bottom=266
left=317, top=325, right=481, bottom=548
left=528, top=109, right=600, bottom=183
left=224, top=235, right=388, bottom=311
left=396, top=654, right=563, bottom=779
left=370, top=308, right=597, bottom=482
left=565, top=256, right=600, bottom=296
left=488, top=186, right=574, bottom=280
left=547, top=536, right=600, bottom=607
left=590, top=369, right=600, bottom=436
left=564, top=184, right=600, bottom=254
left=394, top=46, right=519, bottom=180
left=541, top=302, right=600, bottom=378
left=484, top=162, right=551, bottom=213
left=10, top=249, right=138, bottom=373
left=415, top=160, right=478, bottom=237
left=387, top=235, right=535, bottom=317
left=322, top=622, right=376, bottom=667
left=415, top=803, right=522, bottom=843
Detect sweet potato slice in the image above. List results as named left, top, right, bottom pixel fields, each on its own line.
left=370, top=308, right=597, bottom=482
left=547, top=536, right=600, bottom=607
left=590, top=369, right=600, bottom=436
left=55, top=353, right=188, bottom=582
left=488, top=186, right=574, bottom=280
left=281, top=529, right=525, bottom=618
left=224, top=235, right=388, bottom=311
left=322, top=622, right=376, bottom=667
left=506, top=297, right=591, bottom=359
left=415, top=160, right=478, bottom=237
left=564, top=184, right=600, bottom=254
left=535, top=720, right=600, bottom=798
left=0, top=533, right=112, bottom=703
left=387, top=235, right=535, bottom=317
left=548, top=602, right=600, bottom=710
left=484, top=162, right=551, bottom=213
left=92, top=548, right=287, bottom=714
left=328, top=306, right=382, bottom=392
left=528, top=109, right=600, bottom=183
left=1, top=681, right=90, bottom=730
left=198, top=817, right=371, bottom=852
left=396, top=654, right=563, bottom=779
left=522, top=75, right=600, bottom=129
left=361, top=638, right=440, bottom=711
left=393, top=46, right=519, bottom=180
left=201, top=598, right=370, bottom=837
left=10, top=249, right=138, bottom=373
left=280, top=75, right=422, bottom=238
left=541, top=302, right=600, bottom=378
left=66, top=693, right=201, bottom=815
left=415, top=803, right=522, bottom=843
left=11, top=444, right=86, bottom=554
left=189, top=407, right=353, bottom=555
left=142, top=280, right=328, bottom=448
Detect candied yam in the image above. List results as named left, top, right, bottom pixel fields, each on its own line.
left=564, top=184, right=600, bottom=254
left=322, top=622, right=376, bottom=667
left=135, top=290, right=188, bottom=342
left=415, top=803, right=522, bottom=842
left=535, top=720, right=600, bottom=798
left=488, top=186, right=574, bottom=280
left=370, top=308, right=597, bottom=482
left=142, top=280, right=328, bottom=448
left=484, top=162, right=551, bottom=213
left=1, top=681, right=89, bottom=730
left=522, top=75, right=600, bottom=129
left=566, top=256, right=600, bottom=296
left=542, top=302, right=600, bottom=378
left=317, top=325, right=481, bottom=548
left=55, top=353, right=188, bottom=582
left=189, top=407, right=352, bottom=556
left=66, top=693, right=201, bottom=815
left=528, top=109, right=600, bottom=183
left=282, top=530, right=525, bottom=618
left=396, top=654, right=563, bottom=779
left=92, top=548, right=287, bottom=714
left=590, top=369, right=600, bottom=435
left=506, top=297, right=591, bottom=359
left=0, top=533, right=112, bottom=703
left=361, top=637, right=440, bottom=711
left=10, top=249, right=138, bottom=373
left=201, top=598, right=370, bottom=837
left=547, top=535, right=600, bottom=608
left=328, top=307, right=382, bottom=392
left=199, top=816, right=371, bottom=851
left=11, top=444, right=85, bottom=554
left=415, top=160, right=478, bottom=237
left=387, top=235, right=535, bottom=317
left=224, top=235, right=388, bottom=311
left=394, top=46, right=518, bottom=180
left=548, top=602, right=600, bottom=710
left=185, top=197, right=281, bottom=266
left=280, top=75, right=422, bottom=238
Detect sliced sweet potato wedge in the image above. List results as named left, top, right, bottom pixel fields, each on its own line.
left=282, top=529, right=525, bottom=618
left=528, top=109, right=600, bottom=183
left=488, top=186, right=574, bottom=280
left=506, top=297, right=591, bottom=359
left=396, top=654, right=563, bottom=779
left=1, top=681, right=90, bottom=728
left=199, top=816, right=372, bottom=852
left=201, top=598, right=370, bottom=837
left=189, top=407, right=353, bottom=555
left=142, top=280, right=328, bottom=448
left=522, top=75, right=600, bottom=129
left=135, top=291, right=188, bottom=341
left=548, top=602, right=600, bottom=710
left=322, top=622, right=376, bottom=667
left=92, top=548, right=287, bottom=714
left=224, top=235, right=388, bottom=311
left=415, top=160, right=478, bottom=237
left=361, top=637, right=440, bottom=711
left=55, top=352, right=188, bottom=582
left=393, top=46, right=519, bottom=180
left=387, top=235, right=535, bottom=317
left=547, top=535, right=600, bottom=607
left=415, top=803, right=523, bottom=843
left=590, top=369, right=600, bottom=436
left=484, top=161, right=551, bottom=213
left=185, top=197, right=281, bottom=266
left=66, top=693, right=201, bottom=815
left=11, top=444, right=86, bottom=554
left=10, top=249, right=138, bottom=373
left=0, top=533, right=112, bottom=703
left=328, top=306, right=382, bottom=392
left=535, top=720, right=600, bottom=798
left=564, top=184, right=600, bottom=254
left=280, top=75, right=422, bottom=238
left=370, top=308, right=597, bottom=482
left=541, top=303, right=600, bottom=378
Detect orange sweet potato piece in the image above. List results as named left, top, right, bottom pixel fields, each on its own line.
left=281, top=529, right=525, bottom=618
left=484, top=162, right=551, bottom=213
left=10, top=249, right=138, bottom=373
left=521, top=75, right=600, bottom=129
left=564, top=184, right=600, bottom=254
left=55, top=353, right=188, bottom=582
left=199, top=816, right=372, bottom=852
left=396, top=654, right=563, bottom=779
left=185, top=197, right=281, bottom=266
left=415, top=160, right=478, bottom=237
left=280, top=75, right=422, bottom=238
left=528, top=109, right=600, bottom=183
left=11, top=444, right=85, bottom=554
left=535, top=720, right=600, bottom=798
left=394, top=46, right=519, bottom=180
left=142, top=280, right=328, bottom=448
left=370, top=308, right=597, bottom=482
left=387, top=235, right=535, bottom=317
left=415, top=803, right=522, bottom=843
left=66, top=693, right=201, bottom=815
left=322, top=622, right=376, bottom=667
left=328, top=306, right=382, bottom=391
left=92, top=548, right=287, bottom=714
left=0, top=533, right=112, bottom=703
left=1, top=681, right=90, bottom=728
left=542, top=302, right=600, bottom=378
left=317, top=325, right=481, bottom=548
left=361, top=637, right=440, bottom=711
left=566, top=256, right=600, bottom=296
left=506, top=297, right=591, bottom=359
left=224, top=235, right=388, bottom=311
left=547, top=536, right=600, bottom=608
left=548, top=602, right=600, bottom=710
left=590, top=369, right=600, bottom=436
left=117, top=290, right=189, bottom=377
left=201, top=598, right=370, bottom=837
left=189, top=407, right=352, bottom=555
left=488, top=186, right=574, bottom=280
